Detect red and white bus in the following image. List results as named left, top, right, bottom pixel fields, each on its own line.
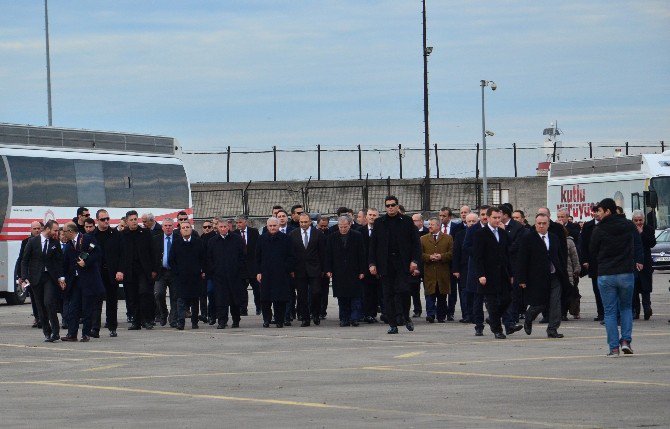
left=0, top=123, right=192, bottom=304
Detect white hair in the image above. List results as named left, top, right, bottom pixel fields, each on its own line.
left=631, top=210, right=645, bottom=219
left=267, top=217, right=279, bottom=225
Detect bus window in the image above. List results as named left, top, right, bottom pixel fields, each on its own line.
left=46, top=159, right=77, bottom=206
left=130, top=163, right=160, bottom=208
left=104, top=162, right=132, bottom=207
left=8, top=157, right=45, bottom=206
left=75, top=160, right=106, bottom=206
left=159, top=164, right=190, bottom=208
left=0, top=157, right=8, bottom=231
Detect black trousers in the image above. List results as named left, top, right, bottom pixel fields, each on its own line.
left=409, top=281, right=422, bottom=316
left=93, top=268, right=118, bottom=331
left=177, top=297, right=199, bottom=326
left=262, top=300, right=286, bottom=325
left=215, top=280, right=241, bottom=325
left=591, top=276, right=604, bottom=318
left=240, top=277, right=260, bottom=313
left=526, top=276, right=562, bottom=333
left=484, top=289, right=511, bottom=334
left=320, top=277, right=330, bottom=316
left=294, top=276, right=321, bottom=321
left=362, top=276, right=380, bottom=318
left=447, top=274, right=459, bottom=317
left=381, top=258, right=410, bottom=328
left=66, top=282, right=99, bottom=338
left=199, top=278, right=208, bottom=317
left=124, top=274, right=153, bottom=325
left=32, top=274, right=60, bottom=338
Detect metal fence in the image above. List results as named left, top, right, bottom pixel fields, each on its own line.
left=192, top=179, right=502, bottom=220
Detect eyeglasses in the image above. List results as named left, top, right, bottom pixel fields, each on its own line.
left=385, top=203, right=397, bottom=208
left=203, top=225, right=212, bottom=229
left=98, top=217, right=110, bottom=222
left=83, top=213, right=90, bottom=218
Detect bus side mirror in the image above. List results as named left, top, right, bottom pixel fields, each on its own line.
left=644, top=190, right=658, bottom=209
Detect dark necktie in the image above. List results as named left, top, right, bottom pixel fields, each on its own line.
left=42, top=238, right=48, bottom=257
left=433, top=234, right=438, bottom=241
left=303, top=230, right=309, bottom=248
left=542, top=235, right=556, bottom=273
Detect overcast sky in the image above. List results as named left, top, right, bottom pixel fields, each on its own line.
left=1, top=1, right=669, bottom=179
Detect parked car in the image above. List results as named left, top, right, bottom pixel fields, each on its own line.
left=651, top=229, right=670, bottom=269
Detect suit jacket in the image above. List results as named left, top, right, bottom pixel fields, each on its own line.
left=368, top=214, right=421, bottom=276
left=255, top=232, right=295, bottom=302
left=473, top=226, right=512, bottom=295
left=153, top=232, right=177, bottom=276
left=117, top=227, right=158, bottom=281
left=290, top=226, right=326, bottom=278
left=421, top=232, right=453, bottom=295
left=15, top=236, right=33, bottom=281
left=206, top=233, right=246, bottom=288
left=463, top=222, right=484, bottom=293
left=21, top=234, right=63, bottom=286
left=232, top=227, right=260, bottom=278
left=62, top=233, right=105, bottom=297
left=515, top=231, right=569, bottom=306
left=443, top=221, right=465, bottom=238
left=325, top=230, right=366, bottom=298
left=94, top=227, right=121, bottom=284
left=169, top=235, right=206, bottom=299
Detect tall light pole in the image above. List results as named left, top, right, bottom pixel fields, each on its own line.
left=480, top=79, right=496, bottom=204
left=422, top=0, right=433, bottom=211
left=44, top=0, right=53, bottom=126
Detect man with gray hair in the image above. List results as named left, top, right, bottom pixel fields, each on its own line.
left=256, top=217, right=296, bottom=328
left=141, top=213, right=162, bottom=236
left=233, top=215, right=261, bottom=316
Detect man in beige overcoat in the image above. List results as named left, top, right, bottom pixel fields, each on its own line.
left=421, top=217, right=453, bottom=323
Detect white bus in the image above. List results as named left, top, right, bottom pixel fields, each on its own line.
left=547, top=152, right=670, bottom=229
left=0, top=123, right=191, bottom=305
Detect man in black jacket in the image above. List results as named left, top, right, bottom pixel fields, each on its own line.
left=15, top=221, right=43, bottom=328
left=93, top=209, right=121, bottom=337
left=153, top=219, right=177, bottom=327
left=590, top=198, right=639, bottom=357
left=361, top=209, right=381, bottom=323
left=115, top=210, right=158, bottom=330
left=517, top=213, right=570, bottom=338
left=289, top=213, right=326, bottom=326
left=579, top=205, right=604, bottom=321
left=20, top=220, right=65, bottom=342
left=369, top=196, right=422, bottom=334
left=233, top=216, right=261, bottom=316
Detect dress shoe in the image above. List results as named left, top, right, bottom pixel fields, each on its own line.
left=475, top=328, right=483, bottom=336
left=300, top=320, right=310, bottom=327
left=169, top=322, right=177, bottom=328
left=447, top=315, right=455, bottom=322
left=633, top=313, right=640, bottom=320
left=644, top=309, right=652, bottom=320
left=142, top=323, right=154, bottom=330
left=494, top=332, right=507, bottom=339
left=128, top=324, right=141, bottom=330
left=276, top=323, right=284, bottom=328
left=320, top=314, right=327, bottom=320
left=160, top=318, right=167, bottom=327
left=176, top=325, right=184, bottom=331
left=217, top=323, right=227, bottom=329
left=524, top=319, right=532, bottom=335
left=198, top=315, right=207, bottom=323
left=80, top=335, right=90, bottom=342
left=505, top=324, right=523, bottom=336
left=192, top=323, right=199, bottom=329
left=412, top=312, right=421, bottom=318
left=62, top=335, right=78, bottom=342
left=32, top=319, right=39, bottom=328
left=459, top=318, right=470, bottom=324
left=387, top=326, right=399, bottom=334
left=50, top=334, right=60, bottom=342
left=263, top=322, right=270, bottom=328
left=437, top=319, right=446, bottom=323
left=109, top=330, right=118, bottom=338
left=561, top=315, right=569, bottom=321
left=284, top=321, right=292, bottom=327
left=256, top=309, right=262, bottom=316
left=90, top=330, right=100, bottom=339
left=313, top=317, right=320, bottom=325
left=426, top=316, right=435, bottom=323
left=547, top=332, right=564, bottom=339
left=339, top=321, right=350, bottom=327
left=208, top=318, right=216, bottom=326
left=44, top=335, right=54, bottom=343
left=231, top=322, right=239, bottom=328
left=351, top=321, right=359, bottom=327
left=405, top=321, right=414, bottom=332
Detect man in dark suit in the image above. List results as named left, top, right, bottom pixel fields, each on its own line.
left=153, top=218, right=177, bottom=327
left=61, top=221, right=106, bottom=342
left=579, top=205, right=603, bottom=321
left=361, top=209, right=381, bottom=323
left=452, top=212, right=478, bottom=323
left=501, top=204, right=526, bottom=331
left=288, top=204, right=305, bottom=229
left=20, top=220, right=64, bottom=342
left=169, top=222, right=206, bottom=330
left=317, top=215, right=333, bottom=319
left=473, top=207, right=516, bottom=339
left=233, top=216, right=261, bottom=316
left=200, top=218, right=218, bottom=323
left=516, top=213, right=569, bottom=338
left=410, top=213, right=430, bottom=318
left=262, top=209, right=295, bottom=235
left=93, top=209, right=121, bottom=338
left=207, top=219, right=246, bottom=328
left=439, top=207, right=466, bottom=321
left=289, top=213, right=326, bottom=326
left=463, top=205, right=489, bottom=335
left=116, top=210, right=158, bottom=330
left=369, top=196, right=422, bottom=334
left=16, top=220, right=43, bottom=328
left=256, top=217, right=296, bottom=328
left=82, top=218, right=105, bottom=338
left=174, top=211, right=200, bottom=239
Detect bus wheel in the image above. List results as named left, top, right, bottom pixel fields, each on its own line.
left=4, top=290, right=27, bottom=305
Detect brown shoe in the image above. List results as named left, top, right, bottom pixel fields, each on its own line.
left=61, top=335, right=78, bottom=342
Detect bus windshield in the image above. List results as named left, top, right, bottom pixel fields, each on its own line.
left=650, top=177, right=670, bottom=230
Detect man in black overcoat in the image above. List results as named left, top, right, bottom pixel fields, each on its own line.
left=473, top=207, right=514, bottom=339
left=256, top=217, right=296, bottom=328
left=115, top=210, right=158, bottom=330
left=368, top=196, right=422, bottom=334
left=325, top=216, right=366, bottom=326
left=93, top=209, right=121, bottom=337
left=170, top=222, right=206, bottom=329
left=452, top=212, right=478, bottom=323
left=289, top=213, right=326, bottom=326
left=578, top=205, right=604, bottom=321
left=361, top=209, right=381, bottom=323
left=233, top=216, right=261, bottom=316
left=207, top=219, right=246, bottom=329
left=516, top=213, right=570, bottom=338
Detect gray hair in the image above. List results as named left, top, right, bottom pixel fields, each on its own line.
left=142, top=212, right=155, bottom=221
left=235, top=215, right=248, bottom=221
left=267, top=217, right=279, bottom=225
left=338, top=215, right=352, bottom=224
left=632, top=210, right=645, bottom=219
left=367, top=207, right=379, bottom=215
left=428, top=216, right=440, bottom=224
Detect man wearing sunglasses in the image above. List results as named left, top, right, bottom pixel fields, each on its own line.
left=93, top=209, right=121, bottom=337
left=73, top=207, right=90, bottom=234
left=368, top=196, right=422, bottom=334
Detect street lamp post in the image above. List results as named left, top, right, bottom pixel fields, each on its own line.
left=422, top=0, right=432, bottom=212
left=480, top=79, right=496, bottom=204
left=44, top=0, right=53, bottom=126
